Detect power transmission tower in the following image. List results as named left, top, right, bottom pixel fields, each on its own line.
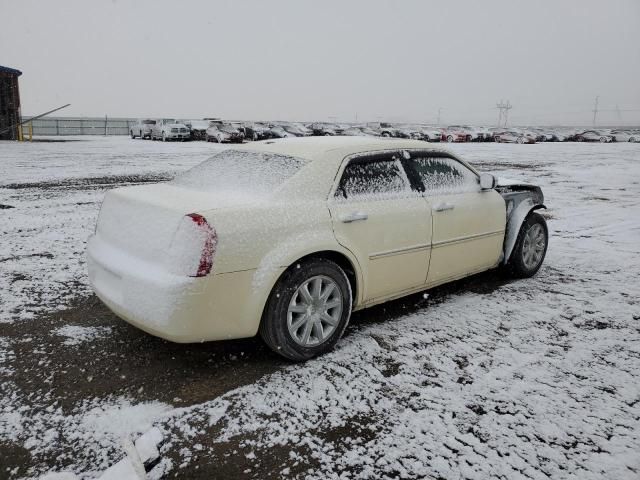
left=496, top=100, right=512, bottom=127
left=592, top=96, right=599, bottom=126
left=437, top=108, right=442, bottom=125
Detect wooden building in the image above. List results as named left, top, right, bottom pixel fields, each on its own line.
left=0, top=65, right=22, bottom=140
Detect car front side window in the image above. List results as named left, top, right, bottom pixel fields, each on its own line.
left=336, top=158, right=408, bottom=200
left=410, top=156, right=479, bottom=195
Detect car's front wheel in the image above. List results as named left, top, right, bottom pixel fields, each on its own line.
left=260, top=258, right=352, bottom=361
left=506, top=212, right=548, bottom=278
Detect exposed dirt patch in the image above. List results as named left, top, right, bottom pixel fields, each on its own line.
left=1, top=174, right=173, bottom=191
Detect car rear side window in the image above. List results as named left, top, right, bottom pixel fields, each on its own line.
left=410, top=156, right=479, bottom=194
left=336, top=159, right=408, bottom=199
left=171, top=150, right=307, bottom=196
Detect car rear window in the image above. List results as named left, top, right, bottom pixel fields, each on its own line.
left=171, top=150, right=307, bottom=196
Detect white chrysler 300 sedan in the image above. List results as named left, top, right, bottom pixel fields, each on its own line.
left=87, top=137, right=548, bottom=360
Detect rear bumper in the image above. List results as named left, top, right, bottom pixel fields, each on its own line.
left=87, top=235, right=268, bottom=342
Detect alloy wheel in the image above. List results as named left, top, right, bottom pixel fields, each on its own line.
left=287, top=275, right=343, bottom=347
left=522, top=223, right=546, bottom=270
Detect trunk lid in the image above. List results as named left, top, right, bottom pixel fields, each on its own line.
left=96, top=183, right=245, bottom=264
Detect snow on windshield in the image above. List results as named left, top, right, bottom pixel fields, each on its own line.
left=170, top=150, right=307, bottom=196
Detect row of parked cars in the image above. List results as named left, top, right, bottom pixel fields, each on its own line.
left=130, top=119, right=640, bottom=144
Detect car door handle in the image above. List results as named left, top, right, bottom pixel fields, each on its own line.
left=433, top=202, right=455, bottom=212
left=340, top=211, right=368, bottom=223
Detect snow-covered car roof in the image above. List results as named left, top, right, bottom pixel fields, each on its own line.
left=235, top=136, right=446, bottom=163
left=224, top=137, right=454, bottom=201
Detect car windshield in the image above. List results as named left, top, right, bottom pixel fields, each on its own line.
left=171, top=150, right=308, bottom=197
left=142, top=120, right=155, bottom=124
left=219, top=125, right=238, bottom=133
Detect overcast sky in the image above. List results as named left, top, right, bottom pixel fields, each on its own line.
left=2, top=0, right=639, bottom=125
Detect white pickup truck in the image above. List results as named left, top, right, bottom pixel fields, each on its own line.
left=151, top=119, right=191, bottom=141
left=130, top=119, right=156, bottom=139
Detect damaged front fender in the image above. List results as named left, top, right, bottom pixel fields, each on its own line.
left=496, top=179, right=546, bottom=264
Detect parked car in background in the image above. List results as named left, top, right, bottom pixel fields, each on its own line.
left=281, top=123, right=313, bottom=137
left=206, top=121, right=245, bottom=143
left=610, top=129, right=639, bottom=143
left=442, top=126, right=472, bottom=143
left=530, top=128, right=558, bottom=142
left=575, top=130, right=613, bottom=143
left=151, top=119, right=190, bottom=141
left=268, top=125, right=291, bottom=138
left=310, top=123, right=342, bottom=136
left=184, top=120, right=211, bottom=141
left=341, top=126, right=380, bottom=137
left=130, top=119, right=156, bottom=139
left=87, top=137, right=548, bottom=361
left=418, top=127, right=443, bottom=142
left=244, top=122, right=272, bottom=141
left=494, top=130, right=536, bottom=144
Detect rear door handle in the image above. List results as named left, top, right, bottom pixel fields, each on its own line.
left=340, top=211, right=368, bottom=223
left=433, top=202, right=455, bottom=212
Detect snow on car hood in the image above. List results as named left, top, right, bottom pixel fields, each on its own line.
left=495, top=177, right=536, bottom=188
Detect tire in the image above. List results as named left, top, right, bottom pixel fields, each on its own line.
left=446, top=135, right=454, bottom=143
left=505, top=212, right=548, bottom=278
left=259, top=258, right=352, bottom=361
left=381, top=132, right=391, bottom=138
left=577, top=136, right=584, bottom=142
left=599, top=137, right=607, bottom=143
left=516, top=137, right=524, bottom=144
left=629, top=137, right=636, bottom=143
left=130, top=130, right=135, bottom=139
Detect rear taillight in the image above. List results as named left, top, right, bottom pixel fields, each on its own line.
left=168, top=213, right=217, bottom=277
left=186, top=213, right=216, bottom=277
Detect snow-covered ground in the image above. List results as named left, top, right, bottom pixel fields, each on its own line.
left=1, top=137, right=639, bottom=479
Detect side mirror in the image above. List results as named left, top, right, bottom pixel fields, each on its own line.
left=480, top=173, right=496, bottom=190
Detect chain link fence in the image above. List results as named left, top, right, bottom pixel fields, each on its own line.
left=22, top=116, right=137, bottom=136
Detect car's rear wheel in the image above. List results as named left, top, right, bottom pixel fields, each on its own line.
left=516, top=136, right=524, bottom=144
left=506, top=212, right=548, bottom=278
left=630, top=137, right=636, bottom=143
left=260, top=258, right=352, bottom=361
left=446, top=135, right=454, bottom=143
left=599, top=136, right=607, bottom=143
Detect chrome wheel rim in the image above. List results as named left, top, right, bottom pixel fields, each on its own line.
left=287, top=275, right=342, bottom=347
left=522, top=223, right=546, bottom=270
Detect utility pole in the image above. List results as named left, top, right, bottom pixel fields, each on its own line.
left=592, top=96, right=599, bottom=126
left=496, top=100, right=512, bottom=127
left=436, top=108, right=442, bottom=125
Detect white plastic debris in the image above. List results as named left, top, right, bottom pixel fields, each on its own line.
left=40, top=473, right=79, bottom=480
left=134, top=427, right=163, bottom=466
left=97, top=456, right=142, bottom=480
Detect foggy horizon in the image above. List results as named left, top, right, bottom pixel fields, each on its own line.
left=2, top=0, right=639, bottom=126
